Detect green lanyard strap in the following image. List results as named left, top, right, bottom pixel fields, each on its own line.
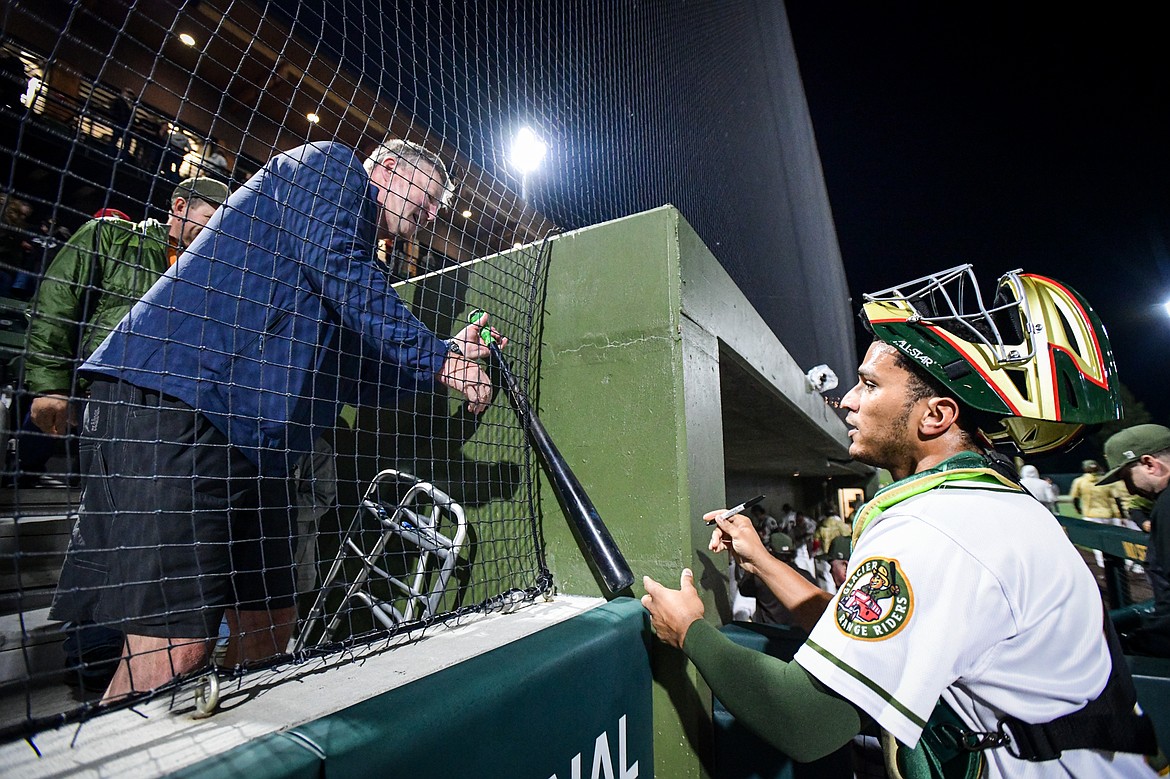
left=851, top=453, right=1024, bottom=548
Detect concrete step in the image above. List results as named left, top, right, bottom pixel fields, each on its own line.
left=0, top=605, right=65, bottom=686
left=0, top=511, right=73, bottom=595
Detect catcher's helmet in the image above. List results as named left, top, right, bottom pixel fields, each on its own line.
left=860, top=264, right=1122, bottom=454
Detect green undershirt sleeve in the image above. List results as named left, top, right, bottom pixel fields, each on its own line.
left=683, top=618, right=867, bottom=762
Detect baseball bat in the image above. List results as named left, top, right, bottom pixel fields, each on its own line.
left=469, top=311, right=635, bottom=593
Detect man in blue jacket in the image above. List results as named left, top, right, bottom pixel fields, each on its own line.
left=49, top=139, right=502, bottom=700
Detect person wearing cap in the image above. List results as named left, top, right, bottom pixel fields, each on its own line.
left=24, top=176, right=230, bottom=438
left=1069, top=457, right=1130, bottom=566
left=818, top=534, right=852, bottom=590
left=736, top=531, right=814, bottom=627
left=1099, top=424, right=1170, bottom=657
left=16, top=176, right=228, bottom=689
left=812, top=513, right=850, bottom=591
left=643, top=266, right=1157, bottom=774
left=1069, top=458, right=1128, bottom=522
left=813, top=513, right=849, bottom=555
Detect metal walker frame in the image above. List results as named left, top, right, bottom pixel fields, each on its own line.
left=295, top=468, right=467, bottom=651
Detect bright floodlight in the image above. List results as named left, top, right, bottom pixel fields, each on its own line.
left=509, top=127, right=547, bottom=174
left=178, top=32, right=197, bottom=47
left=1164, top=299, right=1170, bottom=318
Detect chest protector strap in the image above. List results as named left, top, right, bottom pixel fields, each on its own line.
left=991, top=612, right=1157, bottom=761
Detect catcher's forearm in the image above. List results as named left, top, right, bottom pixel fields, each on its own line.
left=684, top=619, right=863, bottom=761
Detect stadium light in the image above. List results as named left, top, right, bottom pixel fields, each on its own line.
left=1164, top=298, right=1170, bottom=318
left=306, top=112, right=321, bottom=124
left=178, top=33, right=197, bottom=47
left=509, top=127, right=547, bottom=174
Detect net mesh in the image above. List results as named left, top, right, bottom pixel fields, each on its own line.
left=0, top=0, right=858, bottom=743
left=0, top=0, right=565, bottom=741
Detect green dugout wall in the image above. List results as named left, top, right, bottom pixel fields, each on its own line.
left=527, top=205, right=865, bottom=600
left=399, top=204, right=862, bottom=777
left=516, top=205, right=864, bottom=777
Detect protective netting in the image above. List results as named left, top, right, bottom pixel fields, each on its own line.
left=0, top=0, right=856, bottom=743
left=0, top=0, right=563, bottom=742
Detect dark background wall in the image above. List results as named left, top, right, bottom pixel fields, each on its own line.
left=269, top=0, right=859, bottom=398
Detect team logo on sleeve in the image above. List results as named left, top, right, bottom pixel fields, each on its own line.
left=835, top=557, right=913, bottom=641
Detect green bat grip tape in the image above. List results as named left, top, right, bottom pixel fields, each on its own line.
left=469, top=309, right=495, bottom=346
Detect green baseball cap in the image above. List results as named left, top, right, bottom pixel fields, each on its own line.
left=1099, top=424, right=1170, bottom=484
left=172, top=176, right=230, bottom=207
left=768, top=532, right=794, bottom=556
left=817, top=535, right=851, bottom=562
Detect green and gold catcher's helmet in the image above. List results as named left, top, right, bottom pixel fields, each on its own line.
left=861, top=264, right=1122, bottom=454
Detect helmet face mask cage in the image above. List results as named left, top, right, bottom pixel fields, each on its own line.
left=862, top=265, right=1033, bottom=367
left=860, top=264, right=1122, bottom=454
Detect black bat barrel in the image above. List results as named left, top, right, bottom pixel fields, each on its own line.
left=488, top=342, right=635, bottom=593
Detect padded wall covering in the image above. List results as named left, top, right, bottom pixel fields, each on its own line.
left=171, top=598, right=652, bottom=779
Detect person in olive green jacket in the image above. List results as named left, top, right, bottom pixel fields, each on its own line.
left=17, top=177, right=227, bottom=690
left=24, top=176, right=229, bottom=437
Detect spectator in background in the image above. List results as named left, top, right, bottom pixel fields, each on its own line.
left=818, top=535, right=852, bottom=591
left=24, top=177, right=229, bottom=440
left=20, top=178, right=227, bottom=690
left=1098, top=424, right=1170, bottom=657
left=813, top=514, right=850, bottom=592
left=133, top=113, right=164, bottom=173
left=1070, top=459, right=1126, bottom=520
left=791, top=510, right=818, bottom=578
left=777, top=503, right=797, bottom=536
left=196, top=137, right=231, bottom=180
left=0, top=194, right=32, bottom=297
left=737, top=531, right=816, bottom=627
left=160, top=123, right=191, bottom=182
left=9, top=219, right=73, bottom=302
left=0, top=53, right=26, bottom=152
left=813, top=513, right=849, bottom=555
left=108, top=88, right=135, bottom=161
left=729, top=554, right=756, bottom=623
left=1070, top=458, right=1128, bottom=566
left=1019, top=464, right=1059, bottom=513
left=0, top=51, right=27, bottom=109
left=750, top=504, right=779, bottom=548
left=50, top=139, right=504, bottom=701
left=90, top=208, right=131, bottom=221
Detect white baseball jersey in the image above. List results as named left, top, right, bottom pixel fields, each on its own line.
left=794, top=479, right=1156, bottom=778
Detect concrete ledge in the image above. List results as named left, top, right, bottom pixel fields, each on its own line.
left=1, top=595, right=607, bottom=778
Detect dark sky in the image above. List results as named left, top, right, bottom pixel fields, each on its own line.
left=784, top=5, right=1170, bottom=426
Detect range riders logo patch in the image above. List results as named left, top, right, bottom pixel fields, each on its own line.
left=835, top=557, right=913, bottom=641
